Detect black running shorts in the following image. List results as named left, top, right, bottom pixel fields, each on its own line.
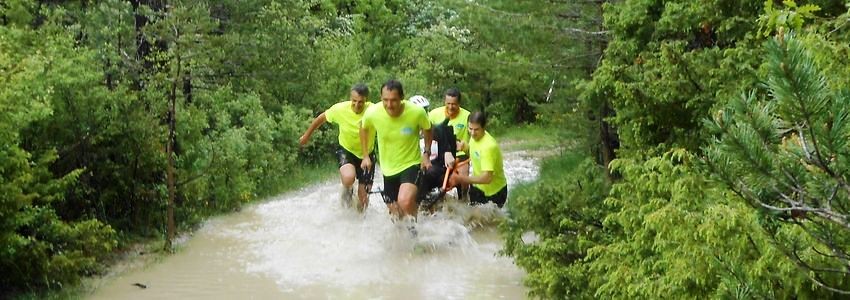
left=336, top=148, right=376, bottom=184
left=381, top=164, right=421, bottom=204
left=469, top=185, right=507, bottom=208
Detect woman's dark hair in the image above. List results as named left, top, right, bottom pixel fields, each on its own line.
left=351, top=83, right=369, bottom=97
left=468, top=111, right=487, bottom=128
left=381, top=79, right=404, bottom=98
left=444, top=87, right=462, bottom=103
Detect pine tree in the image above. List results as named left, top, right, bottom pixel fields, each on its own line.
left=706, top=31, right=850, bottom=294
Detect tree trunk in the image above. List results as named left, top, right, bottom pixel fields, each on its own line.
left=483, top=82, right=492, bottom=111
left=131, top=0, right=166, bottom=92
left=598, top=100, right=618, bottom=180
left=165, top=47, right=181, bottom=251
left=588, top=2, right=618, bottom=181
left=183, top=73, right=193, bottom=104
left=165, top=98, right=176, bottom=250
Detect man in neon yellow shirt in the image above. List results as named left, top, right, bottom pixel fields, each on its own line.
left=360, top=80, right=433, bottom=219
left=428, top=88, right=471, bottom=197
left=300, top=83, right=376, bottom=211
left=452, top=111, right=508, bottom=207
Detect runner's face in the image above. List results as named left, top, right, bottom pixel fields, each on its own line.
left=444, top=95, right=460, bottom=118
left=350, top=90, right=366, bottom=114
left=381, top=87, right=403, bottom=117
left=469, top=122, right=485, bottom=140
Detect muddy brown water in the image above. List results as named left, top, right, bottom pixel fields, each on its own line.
left=87, top=152, right=539, bottom=299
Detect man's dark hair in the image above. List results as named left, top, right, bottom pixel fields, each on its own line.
left=444, top=87, right=462, bottom=103
left=381, top=79, right=404, bottom=98
left=468, top=111, right=488, bottom=128
left=351, top=83, right=369, bottom=97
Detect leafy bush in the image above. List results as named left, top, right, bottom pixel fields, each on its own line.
left=1, top=23, right=116, bottom=290
left=592, top=151, right=815, bottom=298
left=503, top=154, right=609, bottom=298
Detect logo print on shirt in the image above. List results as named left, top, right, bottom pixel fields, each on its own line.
left=455, top=124, right=465, bottom=129
left=401, top=127, right=414, bottom=135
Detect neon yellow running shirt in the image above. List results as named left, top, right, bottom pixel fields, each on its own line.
left=362, top=100, right=432, bottom=176
left=325, top=101, right=374, bottom=158
left=428, top=106, right=471, bottom=156
left=469, top=131, right=507, bottom=196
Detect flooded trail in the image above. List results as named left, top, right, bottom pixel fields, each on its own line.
left=88, top=151, right=539, bottom=299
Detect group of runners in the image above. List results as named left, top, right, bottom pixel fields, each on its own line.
left=299, top=79, right=507, bottom=222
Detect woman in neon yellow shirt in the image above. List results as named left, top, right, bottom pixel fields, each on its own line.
left=452, top=111, right=508, bottom=207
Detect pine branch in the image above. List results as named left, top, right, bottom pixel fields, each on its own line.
left=709, top=32, right=850, bottom=295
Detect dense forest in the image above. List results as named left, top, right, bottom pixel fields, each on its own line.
left=3, top=0, right=850, bottom=298
left=503, top=0, right=850, bottom=298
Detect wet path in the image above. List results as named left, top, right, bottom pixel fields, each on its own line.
left=88, top=151, right=539, bottom=299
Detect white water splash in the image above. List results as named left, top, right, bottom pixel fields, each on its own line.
left=231, top=151, right=540, bottom=296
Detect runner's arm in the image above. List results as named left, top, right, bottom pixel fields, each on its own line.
left=444, top=124, right=457, bottom=167
left=360, top=124, right=372, bottom=171
left=299, top=112, right=327, bottom=146
left=457, top=140, right=468, bottom=153
left=421, top=128, right=433, bottom=170
left=454, top=171, right=493, bottom=185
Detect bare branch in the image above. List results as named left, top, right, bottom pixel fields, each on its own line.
left=800, top=121, right=850, bottom=197
left=791, top=249, right=850, bottom=274
left=767, top=234, right=850, bottom=294
left=826, top=184, right=839, bottom=211
left=805, top=219, right=850, bottom=263
left=176, top=150, right=218, bottom=187
left=798, top=126, right=815, bottom=161
left=563, top=28, right=609, bottom=36
left=737, top=181, right=850, bottom=231
left=812, top=245, right=850, bottom=261
left=809, top=273, right=850, bottom=295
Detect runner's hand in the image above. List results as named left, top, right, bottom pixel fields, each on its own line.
left=447, top=173, right=460, bottom=189
left=298, top=134, right=309, bottom=146
left=421, top=153, right=432, bottom=170
left=361, top=156, right=372, bottom=172
left=444, top=152, right=455, bottom=168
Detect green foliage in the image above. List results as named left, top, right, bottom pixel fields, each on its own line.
left=4, top=0, right=583, bottom=293
left=1, top=24, right=116, bottom=291
left=503, top=155, right=609, bottom=298
left=390, top=0, right=599, bottom=124
left=706, top=31, right=850, bottom=293
left=587, top=0, right=767, bottom=156
left=21, top=0, right=843, bottom=296
left=593, top=151, right=815, bottom=298
left=507, top=0, right=850, bottom=298
left=0, top=0, right=36, bottom=26
left=758, top=0, right=821, bottom=36
left=237, top=0, right=325, bottom=112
